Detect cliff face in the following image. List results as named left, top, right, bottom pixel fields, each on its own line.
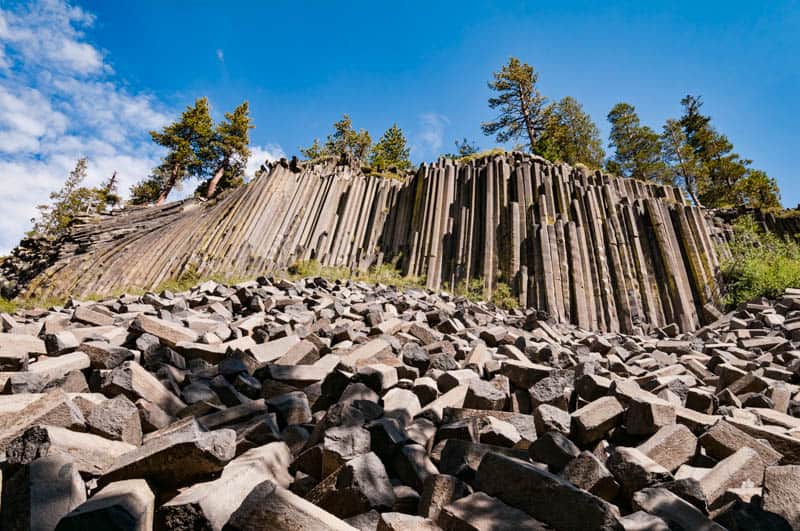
left=16, top=153, right=726, bottom=332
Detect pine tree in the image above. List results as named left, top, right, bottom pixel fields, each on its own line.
left=129, top=167, right=169, bottom=206
left=481, top=57, right=547, bottom=151
left=733, top=169, right=781, bottom=209
left=325, top=114, right=371, bottom=162
left=370, top=124, right=411, bottom=171
left=202, top=101, right=253, bottom=198
left=661, top=118, right=702, bottom=204
left=606, top=103, right=667, bottom=182
left=534, top=96, right=604, bottom=168
left=300, top=138, right=325, bottom=160
left=29, top=158, right=117, bottom=239
left=454, top=138, right=479, bottom=157
left=143, top=97, right=214, bottom=205
left=300, top=115, right=372, bottom=163
left=95, top=171, right=121, bottom=212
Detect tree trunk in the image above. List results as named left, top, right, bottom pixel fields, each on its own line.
left=205, top=164, right=226, bottom=199
left=518, top=87, right=537, bottom=150
left=156, top=164, right=180, bottom=206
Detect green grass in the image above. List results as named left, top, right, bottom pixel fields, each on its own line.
left=491, top=281, right=520, bottom=311
left=0, top=298, right=18, bottom=313
left=286, top=259, right=426, bottom=290
left=443, top=277, right=519, bottom=310
left=446, top=277, right=485, bottom=303
left=452, top=148, right=507, bottom=164
left=721, top=215, right=800, bottom=306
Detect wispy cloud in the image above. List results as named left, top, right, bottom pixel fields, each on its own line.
left=216, top=48, right=224, bottom=63
left=412, top=112, right=449, bottom=159
left=246, top=144, right=285, bottom=178
left=0, top=0, right=172, bottom=254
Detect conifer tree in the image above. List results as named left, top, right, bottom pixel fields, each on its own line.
left=676, top=95, right=780, bottom=208
left=143, top=97, right=214, bottom=205
left=606, top=103, right=667, bottom=182
left=325, top=114, right=372, bottom=162
left=202, top=102, right=253, bottom=198
left=535, top=96, right=604, bottom=168
left=299, top=138, right=325, bottom=160
left=454, top=138, right=479, bottom=157
left=370, top=124, right=411, bottom=171
left=129, top=169, right=167, bottom=206
left=29, top=158, right=119, bottom=239
left=300, top=114, right=372, bottom=163
left=661, top=118, right=702, bottom=204
left=481, top=57, right=547, bottom=151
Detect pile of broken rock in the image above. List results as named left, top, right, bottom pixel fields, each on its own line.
left=2, top=277, right=800, bottom=530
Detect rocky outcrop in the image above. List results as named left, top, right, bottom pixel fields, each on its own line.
left=9, top=153, right=726, bottom=332
left=1, top=278, right=800, bottom=529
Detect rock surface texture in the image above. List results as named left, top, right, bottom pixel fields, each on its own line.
left=1, top=277, right=800, bottom=529
left=6, top=153, right=725, bottom=333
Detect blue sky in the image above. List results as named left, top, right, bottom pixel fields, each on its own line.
left=1, top=0, right=798, bottom=253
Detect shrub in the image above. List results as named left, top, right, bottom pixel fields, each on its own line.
left=449, top=278, right=485, bottom=303
left=721, top=215, right=800, bottom=306
left=491, top=282, right=519, bottom=310
left=0, top=298, right=18, bottom=313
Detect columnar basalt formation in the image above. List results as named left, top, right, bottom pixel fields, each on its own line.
left=15, top=153, right=726, bottom=332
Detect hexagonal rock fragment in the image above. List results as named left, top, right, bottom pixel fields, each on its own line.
left=625, top=398, right=676, bottom=436
left=534, top=404, right=571, bottom=436
left=437, top=369, right=480, bottom=393
left=307, top=452, right=396, bottom=519
left=529, top=375, right=570, bottom=410
left=101, top=419, right=236, bottom=491
left=101, top=361, right=187, bottom=416
left=463, top=378, right=507, bottom=411
left=55, top=479, right=154, bottom=531
left=606, top=447, right=673, bottom=497
left=222, top=480, right=357, bottom=530
left=266, top=391, right=312, bottom=427
left=158, top=443, right=292, bottom=530
left=762, top=465, right=800, bottom=528
left=382, top=388, right=421, bottom=427
left=322, top=426, right=372, bottom=477
left=6, top=425, right=135, bottom=476
left=131, top=315, right=198, bottom=347
left=0, top=389, right=86, bottom=449
left=570, top=396, right=624, bottom=446
left=631, top=487, right=726, bottom=531
left=80, top=341, right=136, bottom=369
left=698, top=447, right=766, bottom=508
left=391, top=443, right=439, bottom=492
left=0, top=332, right=46, bottom=369
left=418, top=474, right=470, bottom=521
left=476, top=452, right=623, bottom=531
left=528, top=431, right=580, bottom=471
left=617, top=511, right=670, bottom=531
left=88, top=395, right=143, bottom=446
left=438, top=492, right=550, bottom=531
left=561, top=450, right=620, bottom=502
left=636, top=424, right=697, bottom=472
left=1, top=455, right=86, bottom=531
left=478, top=417, right=521, bottom=447
left=698, top=419, right=782, bottom=466
left=377, top=512, right=439, bottom=531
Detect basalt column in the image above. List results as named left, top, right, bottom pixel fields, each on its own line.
left=19, top=153, right=725, bottom=332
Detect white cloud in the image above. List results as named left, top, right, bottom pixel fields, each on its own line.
left=0, top=1, right=283, bottom=256
left=413, top=113, right=449, bottom=158
left=0, top=0, right=167, bottom=254
left=216, top=48, right=224, bottom=63
left=246, top=144, right=285, bottom=179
